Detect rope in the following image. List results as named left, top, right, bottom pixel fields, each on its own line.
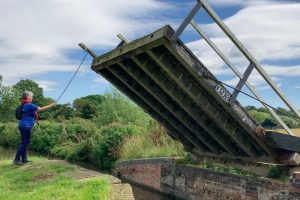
left=56, top=52, right=88, bottom=103
left=204, top=75, right=300, bottom=123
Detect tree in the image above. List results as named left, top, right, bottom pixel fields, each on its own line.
left=245, top=106, right=256, bottom=112
left=0, top=77, right=19, bottom=122
left=73, top=95, right=104, bottom=119
left=257, top=107, right=267, bottom=113
left=46, top=103, right=75, bottom=121
left=96, top=90, right=151, bottom=126
left=13, top=79, right=44, bottom=105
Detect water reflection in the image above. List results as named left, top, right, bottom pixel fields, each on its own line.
left=131, top=186, right=172, bottom=200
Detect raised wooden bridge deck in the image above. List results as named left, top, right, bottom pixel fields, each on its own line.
left=91, top=25, right=300, bottom=165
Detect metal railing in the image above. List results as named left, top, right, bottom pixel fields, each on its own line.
left=172, top=0, right=299, bottom=136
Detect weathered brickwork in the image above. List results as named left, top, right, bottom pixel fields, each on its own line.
left=115, top=158, right=300, bottom=200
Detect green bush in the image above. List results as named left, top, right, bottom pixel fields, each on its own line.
left=0, top=122, right=19, bottom=148
left=90, top=124, right=140, bottom=170
left=30, top=121, right=63, bottom=154
left=119, top=123, right=185, bottom=160
left=96, top=91, right=151, bottom=127
left=51, top=140, right=91, bottom=162
left=63, top=118, right=99, bottom=143
left=267, top=165, right=289, bottom=180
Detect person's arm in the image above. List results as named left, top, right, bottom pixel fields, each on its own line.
left=37, top=103, right=56, bottom=112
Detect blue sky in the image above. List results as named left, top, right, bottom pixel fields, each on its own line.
left=0, top=0, right=300, bottom=109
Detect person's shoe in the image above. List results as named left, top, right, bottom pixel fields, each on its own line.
left=22, top=159, right=32, bottom=164
left=13, top=160, right=24, bottom=165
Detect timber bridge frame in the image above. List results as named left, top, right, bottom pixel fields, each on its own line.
left=81, top=0, right=300, bottom=165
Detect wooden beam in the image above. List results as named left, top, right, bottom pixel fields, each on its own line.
left=265, top=131, right=300, bottom=152
left=99, top=69, right=195, bottom=151
left=106, top=66, right=209, bottom=152
left=117, top=60, right=227, bottom=155
left=163, top=43, right=275, bottom=158
left=145, top=49, right=260, bottom=158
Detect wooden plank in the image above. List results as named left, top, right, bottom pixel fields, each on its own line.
left=191, top=148, right=284, bottom=165
left=112, top=62, right=219, bottom=154
left=129, top=55, right=239, bottom=156
left=265, top=131, right=300, bottom=152
left=105, top=66, right=209, bottom=152
left=99, top=69, right=195, bottom=151
left=162, top=42, right=275, bottom=159
left=145, top=49, right=260, bottom=158
left=92, top=26, right=174, bottom=69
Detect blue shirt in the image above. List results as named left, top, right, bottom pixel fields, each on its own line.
left=18, top=103, right=38, bottom=128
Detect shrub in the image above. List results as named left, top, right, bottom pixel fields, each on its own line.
left=267, top=165, right=289, bottom=180
left=119, top=123, right=185, bottom=160
left=63, top=118, right=99, bottom=143
left=48, top=119, right=100, bottom=162
left=90, top=124, right=140, bottom=170
left=96, top=91, right=151, bottom=127
left=30, top=121, right=63, bottom=154
left=0, top=122, right=19, bottom=148
left=51, top=140, right=91, bottom=162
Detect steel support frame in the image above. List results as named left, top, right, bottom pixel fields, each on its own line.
left=190, top=20, right=294, bottom=136
left=229, top=62, right=256, bottom=105
left=172, top=1, right=202, bottom=40
left=171, top=0, right=298, bottom=135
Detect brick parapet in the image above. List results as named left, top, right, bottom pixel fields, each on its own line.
left=114, top=158, right=300, bottom=200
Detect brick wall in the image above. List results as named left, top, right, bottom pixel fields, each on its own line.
left=115, top=158, right=300, bottom=200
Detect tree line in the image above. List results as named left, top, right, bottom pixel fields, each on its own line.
left=245, top=106, right=300, bottom=129
left=0, top=76, right=150, bottom=126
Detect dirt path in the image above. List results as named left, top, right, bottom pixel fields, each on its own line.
left=39, top=160, right=134, bottom=200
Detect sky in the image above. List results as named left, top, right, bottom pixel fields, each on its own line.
left=0, top=0, right=300, bottom=109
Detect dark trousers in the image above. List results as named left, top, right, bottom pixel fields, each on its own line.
left=15, top=127, right=32, bottom=161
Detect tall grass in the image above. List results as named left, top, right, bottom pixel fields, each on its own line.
left=119, top=123, right=185, bottom=160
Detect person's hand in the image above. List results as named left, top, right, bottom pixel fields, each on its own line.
left=50, top=102, right=56, bottom=107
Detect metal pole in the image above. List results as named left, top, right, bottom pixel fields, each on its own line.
left=172, top=1, right=202, bottom=40
left=229, top=62, right=256, bottom=105
left=190, top=20, right=295, bottom=136
left=198, top=0, right=300, bottom=119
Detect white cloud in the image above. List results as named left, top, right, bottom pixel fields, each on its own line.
left=0, top=0, right=171, bottom=85
left=207, top=0, right=292, bottom=7
left=1, top=0, right=299, bottom=96
left=188, top=1, right=300, bottom=89
left=35, top=80, right=57, bottom=92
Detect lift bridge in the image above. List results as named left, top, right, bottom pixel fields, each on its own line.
left=83, top=0, right=300, bottom=165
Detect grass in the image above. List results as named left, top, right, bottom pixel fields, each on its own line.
left=0, top=157, right=111, bottom=200
left=197, top=163, right=259, bottom=178
left=119, top=125, right=185, bottom=160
